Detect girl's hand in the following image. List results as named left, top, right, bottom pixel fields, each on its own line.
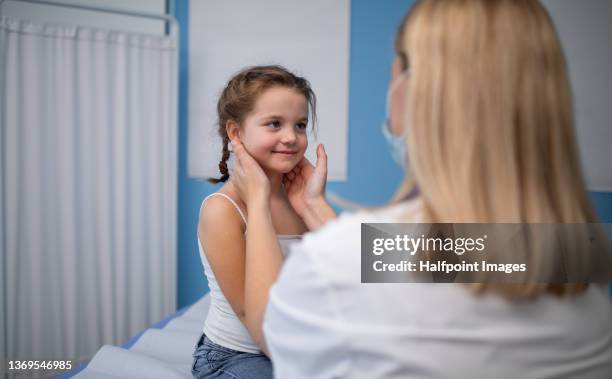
left=231, top=140, right=270, bottom=205
left=283, top=144, right=328, bottom=218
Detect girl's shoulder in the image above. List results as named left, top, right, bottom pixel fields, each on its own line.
left=199, top=187, right=247, bottom=234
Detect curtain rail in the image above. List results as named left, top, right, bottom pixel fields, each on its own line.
left=1, top=0, right=179, bottom=36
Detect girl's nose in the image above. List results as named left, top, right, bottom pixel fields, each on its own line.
left=281, top=128, right=297, bottom=145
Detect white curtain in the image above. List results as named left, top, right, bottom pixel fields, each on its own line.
left=0, top=16, right=178, bottom=373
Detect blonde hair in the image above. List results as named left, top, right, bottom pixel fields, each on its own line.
left=399, top=0, right=601, bottom=297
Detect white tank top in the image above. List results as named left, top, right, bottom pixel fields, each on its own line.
left=197, top=192, right=302, bottom=353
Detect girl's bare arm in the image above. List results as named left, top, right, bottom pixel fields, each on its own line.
left=198, top=196, right=249, bottom=324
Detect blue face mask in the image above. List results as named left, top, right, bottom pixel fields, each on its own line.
left=381, top=118, right=407, bottom=168
left=381, top=73, right=409, bottom=168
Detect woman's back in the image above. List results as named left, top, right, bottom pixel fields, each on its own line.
left=264, top=201, right=612, bottom=378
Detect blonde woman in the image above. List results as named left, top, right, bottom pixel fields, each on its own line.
left=229, top=0, right=612, bottom=378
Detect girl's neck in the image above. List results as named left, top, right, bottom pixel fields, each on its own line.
left=264, top=169, right=285, bottom=199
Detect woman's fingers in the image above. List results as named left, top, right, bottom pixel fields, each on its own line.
left=290, top=167, right=300, bottom=179
left=229, top=139, right=271, bottom=200
left=315, top=144, right=328, bottom=176
left=231, top=140, right=249, bottom=164
left=231, top=140, right=261, bottom=175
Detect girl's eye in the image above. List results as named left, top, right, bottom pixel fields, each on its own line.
left=296, top=122, right=307, bottom=130
left=266, top=121, right=281, bottom=129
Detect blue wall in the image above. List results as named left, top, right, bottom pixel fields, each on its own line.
left=172, top=0, right=612, bottom=308
left=591, top=192, right=612, bottom=223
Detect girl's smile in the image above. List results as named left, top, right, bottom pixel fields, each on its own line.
left=272, top=150, right=298, bottom=156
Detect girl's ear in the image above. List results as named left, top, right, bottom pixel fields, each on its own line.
left=225, top=120, right=241, bottom=142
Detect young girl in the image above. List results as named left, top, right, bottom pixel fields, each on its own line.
left=191, top=65, right=318, bottom=379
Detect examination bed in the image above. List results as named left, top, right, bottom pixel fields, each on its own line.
left=63, top=294, right=211, bottom=378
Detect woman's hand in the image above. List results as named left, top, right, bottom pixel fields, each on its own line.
left=283, top=144, right=327, bottom=215
left=283, top=144, right=336, bottom=230
left=230, top=140, right=270, bottom=206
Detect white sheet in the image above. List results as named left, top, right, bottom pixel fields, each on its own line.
left=74, top=295, right=210, bottom=379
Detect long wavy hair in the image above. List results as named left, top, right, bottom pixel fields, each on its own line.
left=398, top=0, right=602, bottom=297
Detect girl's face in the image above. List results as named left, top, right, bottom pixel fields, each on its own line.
left=238, top=87, right=309, bottom=174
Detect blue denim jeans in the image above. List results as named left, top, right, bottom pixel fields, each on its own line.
left=191, top=333, right=273, bottom=379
